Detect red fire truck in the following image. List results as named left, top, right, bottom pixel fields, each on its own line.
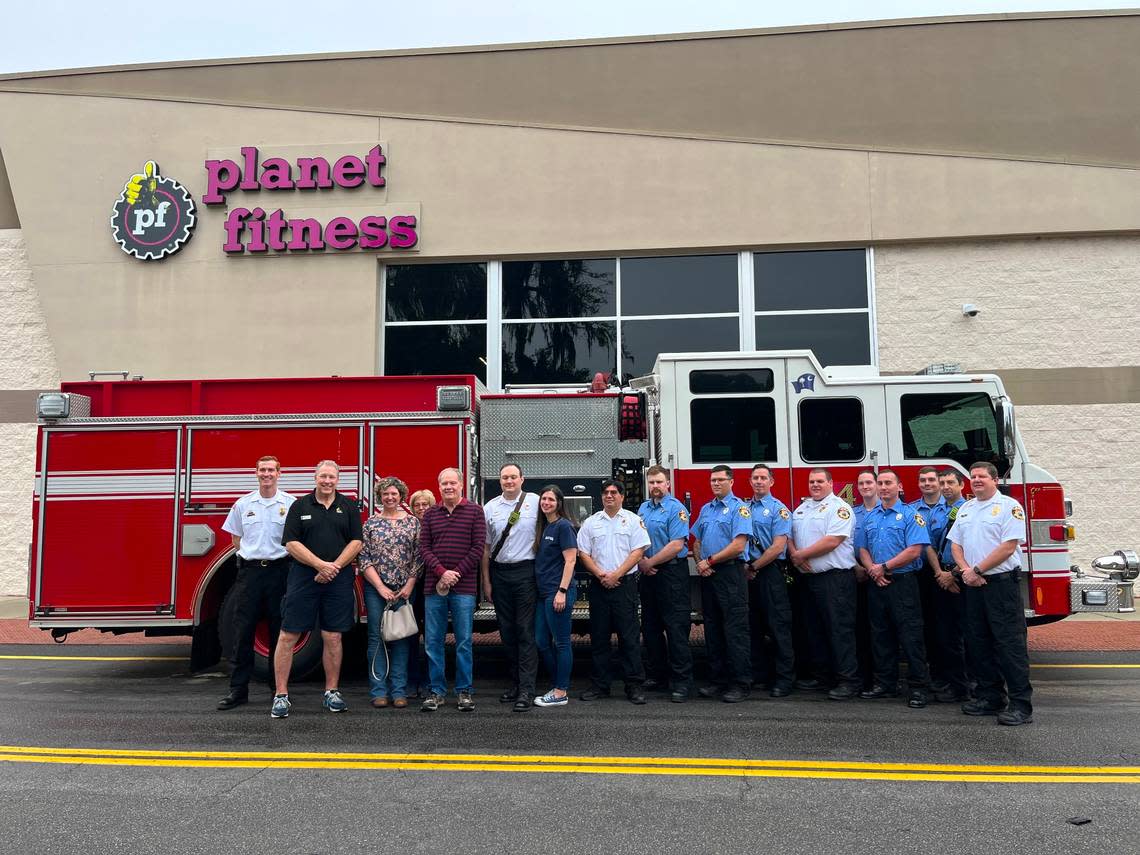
left=28, top=351, right=1131, bottom=676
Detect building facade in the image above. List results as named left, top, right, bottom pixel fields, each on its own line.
left=1, top=11, right=1138, bottom=598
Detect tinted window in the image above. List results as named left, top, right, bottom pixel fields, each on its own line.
left=799, top=398, right=865, bottom=462
left=689, top=368, right=774, bottom=394
left=386, top=263, right=487, bottom=321
left=621, top=317, right=739, bottom=379
left=502, top=321, right=617, bottom=385
left=621, top=254, right=738, bottom=315
left=754, top=249, right=868, bottom=311
left=755, top=312, right=870, bottom=366
left=691, top=398, right=777, bottom=463
left=502, top=259, right=616, bottom=320
left=385, top=324, right=487, bottom=383
left=900, top=393, right=1000, bottom=470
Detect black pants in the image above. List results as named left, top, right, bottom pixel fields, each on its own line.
left=867, top=571, right=930, bottom=691
left=747, top=560, right=796, bottom=688
left=700, top=560, right=752, bottom=690
left=932, top=580, right=969, bottom=695
left=790, top=571, right=829, bottom=681
left=492, top=560, right=539, bottom=695
left=855, top=576, right=875, bottom=690
left=804, top=568, right=859, bottom=689
left=229, top=559, right=287, bottom=691
left=406, top=575, right=428, bottom=691
left=964, top=571, right=1033, bottom=714
left=916, top=563, right=941, bottom=684
left=639, top=559, right=693, bottom=692
left=588, top=575, right=644, bottom=693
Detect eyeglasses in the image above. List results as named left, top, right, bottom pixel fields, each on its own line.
left=601, top=489, right=622, bottom=496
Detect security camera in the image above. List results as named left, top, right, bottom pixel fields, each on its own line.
left=962, top=303, right=980, bottom=318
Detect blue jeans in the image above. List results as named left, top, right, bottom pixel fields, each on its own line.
left=364, top=585, right=411, bottom=700
left=535, top=585, right=577, bottom=691
left=425, top=591, right=475, bottom=695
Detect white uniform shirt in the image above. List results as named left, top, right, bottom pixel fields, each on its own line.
left=222, top=489, right=295, bottom=560
left=577, top=508, right=651, bottom=575
left=484, top=491, right=539, bottom=563
left=791, top=493, right=856, bottom=573
left=946, top=492, right=1026, bottom=575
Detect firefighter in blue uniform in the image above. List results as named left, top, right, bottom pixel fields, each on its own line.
left=691, top=465, right=753, bottom=702
left=851, top=468, right=879, bottom=693
left=637, top=465, right=694, bottom=703
left=744, top=464, right=796, bottom=697
left=912, top=466, right=952, bottom=695
left=855, top=468, right=932, bottom=708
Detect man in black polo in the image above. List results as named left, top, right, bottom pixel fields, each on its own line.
left=271, top=460, right=363, bottom=718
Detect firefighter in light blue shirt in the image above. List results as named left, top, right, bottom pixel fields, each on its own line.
left=912, top=466, right=953, bottom=699
left=744, top=464, right=795, bottom=697
left=928, top=467, right=970, bottom=702
left=691, top=465, right=753, bottom=702
left=636, top=465, right=694, bottom=702
left=854, top=468, right=931, bottom=707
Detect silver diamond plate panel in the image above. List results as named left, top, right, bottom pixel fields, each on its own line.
left=1069, top=577, right=1135, bottom=613
left=480, top=397, right=616, bottom=440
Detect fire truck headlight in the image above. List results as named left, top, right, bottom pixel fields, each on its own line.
left=1091, top=550, right=1140, bottom=581
left=36, top=393, right=70, bottom=420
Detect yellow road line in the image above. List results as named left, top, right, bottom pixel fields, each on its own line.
left=0, top=661, right=182, bottom=665
left=0, top=745, right=1136, bottom=783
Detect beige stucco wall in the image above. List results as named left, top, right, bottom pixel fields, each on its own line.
left=875, top=237, right=1140, bottom=568
left=0, top=229, right=58, bottom=597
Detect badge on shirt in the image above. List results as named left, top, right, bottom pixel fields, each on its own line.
left=279, top=506, right=287, bottom=516
left=763, top=508, right=770, bottom=516
left=895, top=513, right=903, bottom=521
left=837, top=507, right=851, bottom=520
left=336, top=507, right=343, bottom=514
left=245, top=510, right=256, bottom=517
left=301, top=514, right=312, bottom=520
left=739, top=507, right=751, bottom=518
left=779, top=509, right=790, bottom=520
left=1011, top=506, right=1025, bottom=520
left=914, top=514, right=926, bottom=527
left=991, top=506, right=1001, bottom=517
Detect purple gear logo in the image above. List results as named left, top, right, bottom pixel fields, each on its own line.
left=110, top=161, right=196, bottom=261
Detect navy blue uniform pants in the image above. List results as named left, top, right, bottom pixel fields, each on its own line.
left=491, top=560, right=539, bottom=696
left=867, top=571, right=930, bottom=691
left=963, top=570, right=1033, bottom=714
left=588, top=575, right=645, bottom=693
left=804, top=568, right=860, bottom=689
left=229, top=559, right=287, bottom=692
left=747, top=560, right=796, bottom=688
left=700, top=560, right=752, bottom=690
left=639, top=559, right=693, bottom=693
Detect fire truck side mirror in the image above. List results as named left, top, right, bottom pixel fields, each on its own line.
left=995, top=399, right=1016, bottom=477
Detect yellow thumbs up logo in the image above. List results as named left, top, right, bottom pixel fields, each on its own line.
left=124, top=161, right=160, bottom=206
left=111, top=159, right=196, bottom=261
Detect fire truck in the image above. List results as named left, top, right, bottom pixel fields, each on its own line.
left=28, top=351, right=1134, bottom=677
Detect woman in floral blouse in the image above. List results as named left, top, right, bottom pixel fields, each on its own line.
left=360, top=476, right=421, bottom=708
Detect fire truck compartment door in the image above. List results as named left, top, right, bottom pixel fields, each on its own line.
left=368, top=422, right=466, bottom=510
left=35, top=428, right=182, bottom=614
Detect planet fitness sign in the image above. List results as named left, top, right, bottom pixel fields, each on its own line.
left=204, top=145, right=418, bottom=254
left=110, top=144, right=418, bottom=261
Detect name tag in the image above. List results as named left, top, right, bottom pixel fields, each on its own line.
left=301, top=514, right=312, bottom=520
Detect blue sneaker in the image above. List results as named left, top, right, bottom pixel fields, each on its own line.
left=270, top=694, right=291, bottom=719
left=323, top=689, right=348, bottom=713
left=534, top=690, right=568, bottom=707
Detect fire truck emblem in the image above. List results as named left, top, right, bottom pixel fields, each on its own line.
left=792, top=373, right=816, bottom=394
left=110, top=161, right=196, bottom=261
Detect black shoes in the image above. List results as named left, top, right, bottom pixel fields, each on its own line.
left=697, top=684, right=725, bottom=699
left=217, top=690, right=248, bottom=711
left=907, top=691, right=928, bottom=709
left=859, top=684, right=899, bottom=700
left=721, top=686, right=750, bottom=704
left=670, top=691, right=689, bottom=703
left=512, top=694, right=532, bottom=712
left=794, top=678, right=822, bottom=691
left=769, top=683, right=793, bottom=698
left=641, top=678, right=668, bottom=693
left=935, top=687, right=969, bottom=704
left=997, top=708, right=1033, bottom=726
left=579, top=688, right=610, bottom=701
left=499, top=686, right=519, bottom=703
left=827, top=684, right=859, bottom=701
left=961, top=699, right=1004, bottom=716
left=627, top=690, right=648, bottom=705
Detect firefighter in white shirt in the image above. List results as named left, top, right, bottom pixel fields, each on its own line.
left=948, top=461, right=1033, bottom=726
left=788, top=467, right=860, bottom=701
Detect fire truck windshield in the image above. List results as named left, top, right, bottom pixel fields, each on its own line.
left=899, top=392, right=1006, bottom=472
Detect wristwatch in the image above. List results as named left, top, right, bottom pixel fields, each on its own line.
left=557, top=586, right=568, bottom=594
left=972, top=565, right=984, bottom=578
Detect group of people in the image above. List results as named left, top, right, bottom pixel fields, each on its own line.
left=216, top=454, right=1033, bottom=726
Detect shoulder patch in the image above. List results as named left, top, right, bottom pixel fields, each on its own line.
left=739, top=506, right=751, bottom=518
left=639, top=518, right=647, bottom=529
left=914, top=514, right=926, bottom=527
left=679, top=510, right=688, bottom=522
left=1011, top=506, right=1025, bottom=521
left=837, top=507, right=851, bottom=520
left=779, top=508, right=790, bottom=520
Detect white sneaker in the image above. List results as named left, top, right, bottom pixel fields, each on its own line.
left=534, top=690, right=568, bottom=707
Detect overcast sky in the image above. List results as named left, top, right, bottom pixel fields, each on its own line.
left=1, top=1, right=1131, bottom=74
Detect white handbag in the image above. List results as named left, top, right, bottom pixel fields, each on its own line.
left=381, top=598, right=418, bottom=642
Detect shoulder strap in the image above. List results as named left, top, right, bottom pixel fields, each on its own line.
left=490, top=493, right=527, bottom=562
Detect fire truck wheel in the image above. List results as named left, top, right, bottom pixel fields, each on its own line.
left=218, top=587, right=325, bottom=681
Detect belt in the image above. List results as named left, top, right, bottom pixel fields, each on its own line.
left=491, top=559, right=535, bottom=568
left=242, top=556, right=289, bottom=567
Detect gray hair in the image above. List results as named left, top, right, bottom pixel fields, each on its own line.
left=314, top=459, right=340, bottom=475
left=375, top=475, right=409, bottom=503
left=437, top=467, right=463, bottom=484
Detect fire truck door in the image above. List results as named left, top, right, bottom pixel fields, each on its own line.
left=368, top=422, right=466, bottom=510
left=35, top=427, right=182, bottom=615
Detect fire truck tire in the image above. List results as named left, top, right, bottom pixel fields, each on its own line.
left=1026, top=614, right=1066, bottom=627
left=217, top=587, right=324, bottom=681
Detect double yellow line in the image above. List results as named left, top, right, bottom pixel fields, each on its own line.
left=1, top=745, right=1137, bottom=783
